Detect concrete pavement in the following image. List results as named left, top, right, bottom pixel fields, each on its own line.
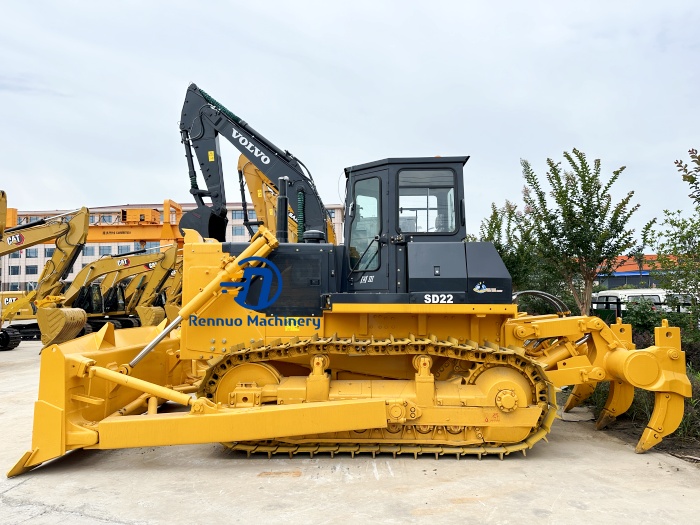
left=2, top=340, right=699, bottom=524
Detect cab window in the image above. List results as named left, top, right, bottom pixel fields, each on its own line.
left=398, top=170, right=455, bottom=234
left=349, top=177, right=381, bottom=272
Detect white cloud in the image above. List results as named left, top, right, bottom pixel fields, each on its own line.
left=0, top=1, right=698, bottom=239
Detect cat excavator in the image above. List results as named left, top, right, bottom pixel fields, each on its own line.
left=0, top=202, right=90, bottom=350
left=36, top=246, right=177, bottom=346
left=0, top=190, right=7, bottom=240
left=9, top=85, right=691, bottom=477
left=158, top=254, right=183, bottom=322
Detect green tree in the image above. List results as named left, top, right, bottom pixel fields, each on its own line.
left=478, top=200, right=576, bottom=314
left=675, top=148, right=700, bottom=205
left=626, top=222, right=655, bottom=287
left=645, top=211, right=700, bottom=338
left=521, top=148, right=639, bottom=315
left=644, top=149, right=700, bottom=340
left=478, top=201, right=536, bottom=292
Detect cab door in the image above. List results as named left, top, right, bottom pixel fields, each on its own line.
left=346, top=172, right=389, bottom=292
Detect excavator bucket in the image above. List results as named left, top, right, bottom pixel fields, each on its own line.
left=164, top=304, right=180, bottom=323
left=36, top=306, right=88, bottom=346
left=136, top=305, right=166, bottom=326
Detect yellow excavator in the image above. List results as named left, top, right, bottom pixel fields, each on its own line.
left=1, top=202, right=90, bottom=350
left=0, top=190, right=7, bottom=240
left=9, top=84, right=692, bottom=477
left=36, top=246, right=176, bottom=346
left=158, top=254, right=183, bottom=322
left=236, top=157, right=338, bottom=244
left=84, top=244, right=179, bottom=329
left=127, top=245, right=179, bottom=327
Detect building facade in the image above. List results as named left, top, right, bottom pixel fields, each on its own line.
left=1, top=202, right=344, bottom=291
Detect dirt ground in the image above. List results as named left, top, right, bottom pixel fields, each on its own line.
left=602, top=419, right=700, bottom=463
left=556, top=387, right=700, bottom=464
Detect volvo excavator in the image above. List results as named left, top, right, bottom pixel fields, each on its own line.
left=9, top=84, right=692, bottom=477
left=0, top=202, right=90, bottom=350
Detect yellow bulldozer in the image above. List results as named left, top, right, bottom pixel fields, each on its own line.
left=8, top=85, right=691, bottom=477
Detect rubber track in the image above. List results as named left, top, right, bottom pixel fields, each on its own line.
left=0, top=327, right=22, bottom=351
left=200, top=334, right=558, bottom=459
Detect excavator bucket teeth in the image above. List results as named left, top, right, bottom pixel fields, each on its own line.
left=36, top=306, right=87, bottom=346
left=136, top=305, right=166, bottom=326
left=563, top=382, right=597, bottom=412
left=635, top=392, right=686, bottom=453
left=595, top=380, right=635, bottom=430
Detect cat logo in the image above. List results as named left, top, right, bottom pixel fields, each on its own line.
left=3, top=297, right=18, bottom=306
left=4, top=233, right=25, bottom=246
left=116, top=258, right=130, bottom=267
left=144, top=262, right=157, bottom=270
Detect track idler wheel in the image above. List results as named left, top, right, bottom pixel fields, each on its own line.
left=0, top=327, right=22, bottom=351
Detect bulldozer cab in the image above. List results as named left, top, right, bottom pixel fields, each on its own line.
left=343, top=157, right=469, bottom=294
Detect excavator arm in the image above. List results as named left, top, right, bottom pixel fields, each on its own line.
left=58, top=252, right=168, bottom=307
left=238, top=156, right=338, bottom=244
left=1, top=208, right=85, bottom=256
left=37, top=251, right=171, bottom=346
left=178, top=83, right=330, bottom=242
left=122, top=245, right=178, bottom=326
left=1, top=207, right=90, bottom=350
left=2, top=207, right=89, bottom=320
left=0, top=190, right=6, bottom=240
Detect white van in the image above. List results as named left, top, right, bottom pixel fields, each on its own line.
left=592, top=289, right=667, bottom=312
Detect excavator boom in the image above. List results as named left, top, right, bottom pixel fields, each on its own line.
left=238, top=156, right=338, bottom=244
left=0, top=190, right=6, bottom=240
left=1, top=204, right=90, bottom=350
left=178, top=83, right=331, bottom=242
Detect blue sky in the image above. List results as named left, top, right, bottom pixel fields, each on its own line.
left=1, top=1, right=698, bottom=238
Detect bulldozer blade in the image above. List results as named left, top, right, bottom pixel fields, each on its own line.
left=37, top=306, right=87, bottom=346
left=635, top=392, right=686, bottom=453
left=595, top=380, right=635, bottom=430
left=136, top=305, right=165, bottom=326
left=563, top=382, right=597, bottom=412
left=8, top=319, right=390, bottom=477
left=8, top=322, right=184, bottom=477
